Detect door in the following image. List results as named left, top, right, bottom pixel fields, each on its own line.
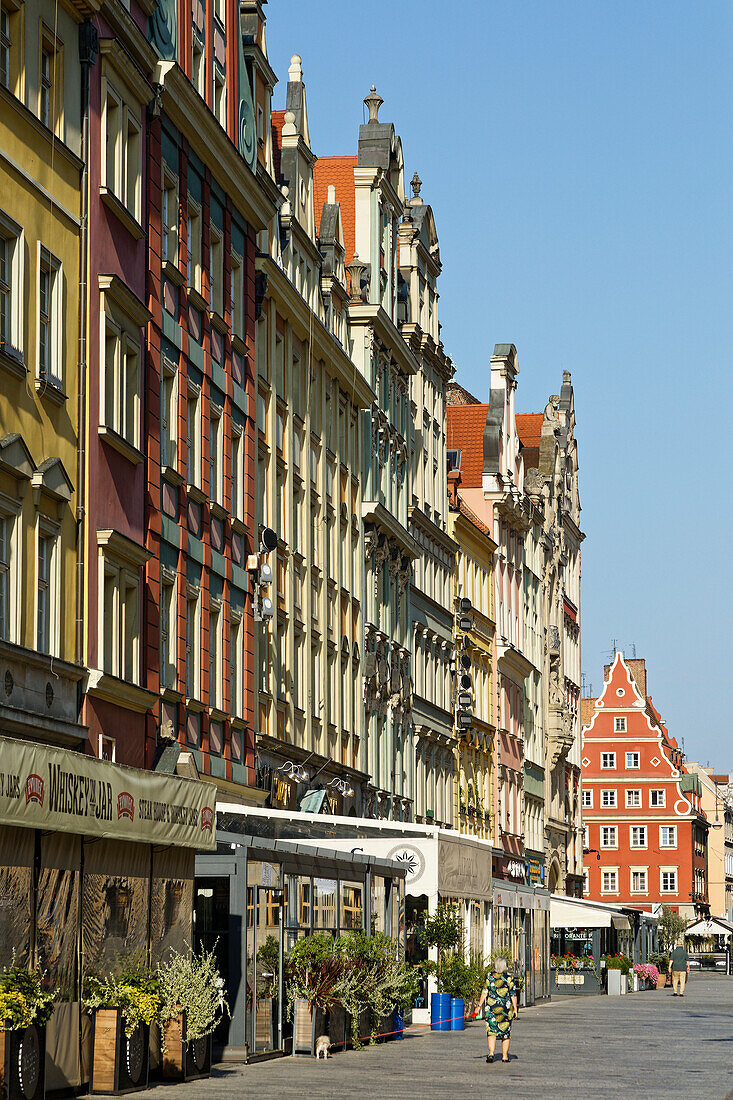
left=246, top=883, right=284, bottom=1055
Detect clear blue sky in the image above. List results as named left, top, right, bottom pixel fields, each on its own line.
left=266, top=1, right=733, bottom=766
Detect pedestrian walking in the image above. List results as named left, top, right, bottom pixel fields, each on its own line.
left=476, top=956, right=518, bottom=1064
left=669, top=942, right=690, bottom=996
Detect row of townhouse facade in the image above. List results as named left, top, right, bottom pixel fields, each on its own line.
left=0, top=0, right=587, bottom=1048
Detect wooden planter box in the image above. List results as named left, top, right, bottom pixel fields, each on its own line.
left=161, top=1012, right=212, bottom=1082
left=0, top=1023, right=45, bottom=1100
left=90, top=1009, right=149, bottom=1095
left=327, top=1006, right=348, bottom=1052
left=550, top=969, right=602, bottom=996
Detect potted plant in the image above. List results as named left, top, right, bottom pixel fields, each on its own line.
left=285, top=933, right=342, bottom=1056
left=421, top=904, right=463, bottom=1031
left=649, top=953, right=670, bottom=989
left=157, top=945, right=228, bottom=1081
left=0, top=964, right=55, bottom=1100
left=603, top=954, right=632, bottom=995
left=83, top=963, right=160, bottom=1094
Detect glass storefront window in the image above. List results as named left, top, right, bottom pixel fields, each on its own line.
left=371, top=876, right=387, bottom=935
left=313, top=878, right=338, bottom=929
left=340, top=881, right=363, bottom=930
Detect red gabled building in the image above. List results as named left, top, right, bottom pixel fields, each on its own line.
left=581, top=652, right=709, bottom=920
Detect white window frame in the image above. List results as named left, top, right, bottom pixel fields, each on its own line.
left=660, top=825, right=677, bottom=849
left=35, top=515, right=60, bottom=656
left=209, top=225, right=223, bottom=316
left=601, top=868, right=618, bottom=894
left=581, top=789, right=592, bottom=808
left=186, top=382, right=201, bottom=488
left=230, top=609, right=244, bottom=718
left=100, top=49, right=143, bottom=225
left=231, top=424, right=243, bottom=520
left=630, top=825, right=647, bottom=849
left=160, top=567, right=177, bottom=690
left=601, top=789, right=617, bottom=808
left=161, top=356, right=178, bottom=469
left=582, top=867, right=589, bottom=894
left=208, top=598, right=222, bottom=710
left=161, top=165, right=179, bottom=268
left=36, top=244, right=63, bottom=390
left=0, top=207, right=24, bottom=366
left=601, top=752, right=616, bottom=769
left=97, top=533, right=143, bottom=684
left=213, top=65, right=226, bottom=129
left=209, top=403, right=223, bottom=505
left=191, top=32, right=204, bottom=97
left=625, top=751, right=640, bottom=769
left=186, top=198, right=202, bottom=292
left=0, top=494, right=21, bottom=643
left=660, top=868, right=678, bottom=894
left=600, top=825, right=617, bottom=849
left=230, top=251, right=243, bottom=338
left=0, top=6, right=11, bottom=92
left=99, top=276, right=147, bottom=454
left=650, top=789, right=666, bottom=808
left=630, top=868, right=648, bottom=893
left=185, top=584, right=201, bottom=700
left=614, top=716, right=626, bottom=732
left=625, top=789, right=641, bottom=808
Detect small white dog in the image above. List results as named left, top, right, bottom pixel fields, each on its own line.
left=315, top=1035, right=331, bottom=1060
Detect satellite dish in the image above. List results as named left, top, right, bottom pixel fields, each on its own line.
left=260, top=527, right=278, bottom=553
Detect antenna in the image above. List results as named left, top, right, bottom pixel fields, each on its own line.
left=632, top=643, right=637, bottom=658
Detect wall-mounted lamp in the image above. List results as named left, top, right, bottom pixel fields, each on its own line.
left=276, top=760, right=309, bottom=783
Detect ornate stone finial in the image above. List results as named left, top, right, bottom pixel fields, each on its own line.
left=410, top=171, right=422, bottom=199
left=282, top=110, right=297, bottom=137
left=563, top=370, right=571, bottom=384
left=346, top=253, right=367, bottom=302
left=327, top=184, right=336, bottom=204
left=288, top=54, right=303, bottom=82
left=364, top=85, right=383, bottom=123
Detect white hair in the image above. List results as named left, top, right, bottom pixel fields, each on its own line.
left=493, top=956, right=508, bottom=974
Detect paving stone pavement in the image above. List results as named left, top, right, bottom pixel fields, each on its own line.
left=98, top=974, right=733, bottom=1099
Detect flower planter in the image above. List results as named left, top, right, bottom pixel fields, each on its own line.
left=327, top=1005, right=348, bottom=1051
left=550, top=969, right=601, bottom=995
left=292, top=999, right=316, bottom=1057
left=255, top=998, right=273, bottom=1051
left=90, top=1008, right=149, bottom=1095
left=0, top=1023, right=46, bottom=1100
left=161, top=1011, right=212, bottom=1082
left=606, top=970, right=628, bottom=996
left=655, top=974, right=666, bottom=990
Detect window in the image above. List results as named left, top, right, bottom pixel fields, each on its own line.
left=161, top=168, right=179, bottom=266
left=98, top=532, right=144, bottom=682
left=600, top=826, right=617, bottom=848
left=660, top=826, right=677, bottom=848
left=583, top=867, right=589, bottom=894
left=103, top=315, right=140, bottom=449
left=601, top=869, right=618, bottom=893
left=626, top=789, right=641, bottom=808
left=230, top=611, right=243, bottom=718
left=630, top=825, right=647, bottom=848
left=0, top=7, right=10, bottom=90
left=601, top=789, right=617, bottom=808
left=40, top=45, right=52, bottom=128
left=208, top=601, right=221, bottom=709
left=37, top=246, right=62, bottom=389
left=209, top=227, right=223, bottom=315
left=625, top=751, right=640, bottom=769
left=0, top=509, right=19, bottom=641
left=186, top=201, right=201, bottom=291
left=230, top=252, right=243, bottom=338
left=214, top=69, right=226, bottom=129
left=185, top=587, right=200, bottom=698
left=160, top=572, right=176, bottom=689
left=101, top=70, right=141, bottom=222
left=209, top=405, right=222, bottom=504
left=231, top=426, right=243, bottom=520
left=614, top=717, right=626, bottom=732
left=660, top=869, right=677, bottom=893
left=36, top=529, right=55, bottom=653
left=0, top=209, right=23, bottom=364
left=161, top=359, right=178, bottom=468
left=601, top=752, right=616, bottom=769
left=186, top=384, right=201, bottom=487
left=191, top=34, right=204, bottom=97
left=581, top=789, right=592, bottom=808
left=650, top=789, right=665, bottom=807
left=631, top=869, right=647, bottom=893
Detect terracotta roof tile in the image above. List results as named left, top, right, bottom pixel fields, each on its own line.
left=459, top=498, right=490, bottom=536
left=313, top=156, right=357, bottom=260
left=271, top=110, right=285, bottom=184
left=516, top=413, right=543, bottom=448
left=446, top=404, right=488, bottom=488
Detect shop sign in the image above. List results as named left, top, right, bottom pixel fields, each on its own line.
left=0, top=735, right=216, bottom=850
left=505, top=859, right=524, bottom=880
left=528, top=858, right=543, bottom=884
left=271, top=774, right=292, bottom=808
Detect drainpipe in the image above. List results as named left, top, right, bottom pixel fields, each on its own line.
left=76, top=22, right=98, bottom=675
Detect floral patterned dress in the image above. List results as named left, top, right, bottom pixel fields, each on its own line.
left=484, top=971, right=516, bottom=1038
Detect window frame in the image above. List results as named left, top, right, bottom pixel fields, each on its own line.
left=630, top=868, right=648, bottom=894
left=35, top=514, right=60, bottom=656
left=185, top=584, right=201, bottom=700
left=230, top=250, right=243, bottom=338
left=209, top=403, right=223, bottom=505
left=625, top=789, right=641, bottom=808
left=208, top=597, right=222, bottom=710
left=160, top=567, right=177, bottom=691
left=581, top=788, right=592, bottom=808
left=614, top=716, right=626, bottom=732
left=601, top=752, right=616, bottom=770
left=97, top=531, right=145, bottom=684
left=161, top=164, right=179, bottom=268
left=630, top=825, right=647, bottom=849
left=601, top=789, right=617, bottom=809
left=650, top=789, right=666, bottom=808
left=160, top=356, right=178, bottom=470
left=230, top=608, right=244, bottom=718
left=600, top=825, right=617, bottom=849
left=209, top=224, right=223, bottom=316
left=0, top=207, right=24, bottom=368
left=601, top=868, right=618, bottom=894
left=625, top=751, right=640, bottom=770
left=186, top=198, right=202, bottom=293
left=99, top=276, right=146, bottom=455
left=186, top=381, right=201, bottom=489
left=100, top=47, right=144, bottom=226
left=660, top=868, right=678, bottom=894
left=36, top=243, right=63, bottom=391
left=0, top=494, right=21, bottom=643
left=660, top=825, right=677, bottom=849
left=231, top=423, right=243, bottom=520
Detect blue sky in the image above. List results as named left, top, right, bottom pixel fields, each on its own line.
left=266, top=1, right=733, bottom=766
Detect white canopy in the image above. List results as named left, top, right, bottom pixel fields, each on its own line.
left=685, top=916, right=733, bottom=938
left=551, top=896, right=614, bottom=929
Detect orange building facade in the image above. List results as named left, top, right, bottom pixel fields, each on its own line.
left=581, top=653, right=709, bottom=920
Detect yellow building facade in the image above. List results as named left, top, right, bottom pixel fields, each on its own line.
left=0, top=0, right=94, bottom=740
left=447, top=491, right=496, bottom=841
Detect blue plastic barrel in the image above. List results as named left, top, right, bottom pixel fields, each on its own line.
left=430, top=992, right=451, bottom=1031
left=450, top=997, right=465, bottom=1030
left=393, top=1006, right=404, bottom=1039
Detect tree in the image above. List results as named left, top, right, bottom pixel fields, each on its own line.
left=658, top=906, right=687, bottom=952
left=421, top=904, right=463, bottom=989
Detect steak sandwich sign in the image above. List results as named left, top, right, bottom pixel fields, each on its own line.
left=0, top=735, right=216, bottom=850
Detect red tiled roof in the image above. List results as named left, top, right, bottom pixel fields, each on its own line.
left=313, top=156, right=357, bottom=258
left=516, top=413, right=543, bottom=448
left=446, top=404, right=488, bottom=488
left=271, top=110, right=285, bottom=184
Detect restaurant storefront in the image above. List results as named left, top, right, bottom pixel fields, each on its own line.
left=492, top=878, right=551, bottom=1005
left=195, top=816, right=406, bottom=1060
left=0, top=735, right=216, bottom=1091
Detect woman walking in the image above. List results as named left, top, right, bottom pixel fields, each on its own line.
left=476, top=956, right=518, bottom=1064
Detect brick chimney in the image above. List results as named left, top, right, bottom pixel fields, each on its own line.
left=603, top=656, right=647, bottom=699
